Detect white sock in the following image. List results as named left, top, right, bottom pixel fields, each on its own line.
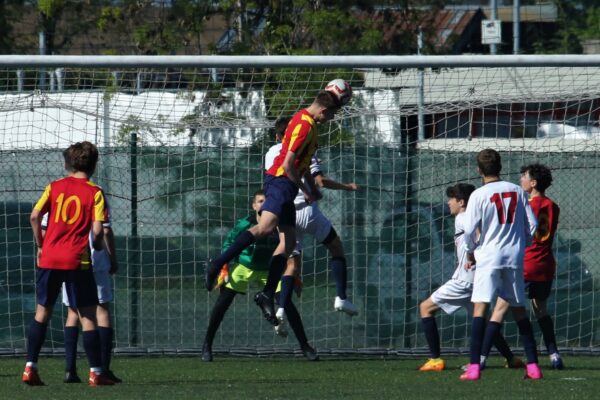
left=480, top=355, right=487, bottom=364
left=90, top=367, right=103, bottom=374
left=550, top=352, right=561, bottom=361
left=25, top=361, right=37, bottom=369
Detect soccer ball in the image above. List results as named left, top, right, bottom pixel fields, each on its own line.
left=324, top=79, right=352, bottom=106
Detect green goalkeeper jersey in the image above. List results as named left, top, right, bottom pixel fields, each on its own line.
left=221, top=214, right=279, bottom=271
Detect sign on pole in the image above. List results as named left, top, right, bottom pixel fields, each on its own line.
left=482, top=19, right=502, bottom=45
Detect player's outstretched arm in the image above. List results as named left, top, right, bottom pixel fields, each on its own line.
left=104, top=227, right=118, bottom=274
left=315, top=174, right=358, bottom=191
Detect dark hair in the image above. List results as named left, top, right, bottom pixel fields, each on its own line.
left=62, top=147, right=73, bottom=172
left=314, top=90, right=341, bottom=109
left=446, top=183, right=476, bottom=206
left=273, top=117, right=291, bottom=140
left=253, top=189, right=266, bottom=199
left=477, top=148, right=502, bottom=176
left=68, top=141, right=99, bottom=176
left=520, top=163, right=553, bottom=192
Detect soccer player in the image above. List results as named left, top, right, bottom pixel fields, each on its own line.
left=520, top=163, right=563, bottom=369
left=419, top=183, right=523, bottom=372
left=460, top=148, right=541, bottom=381
left=264, top=117, right=358, bottom=329
left=205, top=89, right=345, bottom=325
left=202, top=190, right=319, bottom=362
left=24, top=141, right=114, bottom=386
left=41, top=194, right=121, bottom=383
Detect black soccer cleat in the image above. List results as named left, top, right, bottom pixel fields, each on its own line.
left=301, top=344, right=320, bottom=362
left=254, top=291, right=278, bottom=326
left=63, top=370, right=82, bottom=383
left=204, top=260, right=220, bottom=292
left=201, top=342, right=213, bottom=362
left=105, top=370, right=122, bottom=383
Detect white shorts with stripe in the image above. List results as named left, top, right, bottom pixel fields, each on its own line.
left=470, top=267, right=525, bottom=307
left=430, top=279, right=473, bottom=315
left=294, top=203, right=333, bottom=254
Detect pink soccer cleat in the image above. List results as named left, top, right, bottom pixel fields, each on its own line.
left=524, top=363, right=543, bottom=380
left=459, top=363, right=481, bottom=381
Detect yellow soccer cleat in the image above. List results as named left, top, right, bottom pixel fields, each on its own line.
left=419, top=358, right=446, bottom=372
left=214, top=264, right=230, bottom=290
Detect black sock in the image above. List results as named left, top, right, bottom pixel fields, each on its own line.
left=517, top=318, right=539, bottom=364
left=212, top=231, right=256, bottom=268
left=492, top=331, right=515, bottom=361
left=421, top=317, right=440, bottom=358
left=64, top=326, right=79, bottom=372
left=263, top=255, right=287, bottom=297
left=284, top=299, right=309, bottom=346
left=481, top=321, right=502, bottom=360
left=330, top=257, right=348, bottom=299
left=537, top=315, right=558, bottom=355
left=82, top=330, right=102, bottom=369
left=98, top=327, right=113, bottom=372
left=204, top=287, right=236, bottom=348
left=278, top=276, right=295, bottom=310
left=27, top=320, right=48, bottom=363
left=469, top=317, right=486, bottom=364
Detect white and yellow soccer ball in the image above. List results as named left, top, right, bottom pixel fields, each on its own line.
left=324, top=79, right=352, bottom=106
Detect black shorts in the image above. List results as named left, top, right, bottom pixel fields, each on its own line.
left=525, top=280, right=553, bottom=301
left=36, top=267, right=99, bottom=309
left=261, top=174, right=298, bottom=227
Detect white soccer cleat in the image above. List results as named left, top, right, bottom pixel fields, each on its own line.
left=274, top=308, right=288, bottom=337
left=334, top=296, right=358, bottom=316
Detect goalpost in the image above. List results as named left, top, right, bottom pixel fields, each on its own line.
left=0, top=55, right=598, bottom=356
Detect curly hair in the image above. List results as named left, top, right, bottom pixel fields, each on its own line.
left=520, top=163, right=553, bottom=192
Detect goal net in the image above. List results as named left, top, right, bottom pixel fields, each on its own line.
left=0, top=56, right=598, bottom=356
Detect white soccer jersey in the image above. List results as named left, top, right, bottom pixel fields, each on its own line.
left=451, top=212, right=474, bottom=284
left=463, top=180, right=537, bottom=269
left=264, top=143, right=321, bottom=206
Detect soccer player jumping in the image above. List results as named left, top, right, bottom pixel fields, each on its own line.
left=205, top=86, right=349, bottom=325
left=460, top=149, right=541, bottom=381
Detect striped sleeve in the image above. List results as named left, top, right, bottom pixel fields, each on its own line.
left=93, top=189, right=106, bottom=222
left=33, top=184, right=52, bottom=213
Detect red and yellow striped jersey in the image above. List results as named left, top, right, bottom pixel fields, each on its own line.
left=266, top=109, right=318, bottom=177
left=34, top=176, right=105, bottom=270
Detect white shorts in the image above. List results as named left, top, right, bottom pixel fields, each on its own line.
left=430, top=279, right=473, bottom=315
left=62, top=264, right=113, bottom=307
left=294, top=203, right=333, bottom=253
left=471, top=268, right=525, bottom=307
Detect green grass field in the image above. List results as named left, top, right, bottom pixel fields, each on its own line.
left=1, top=355, right=598, bottom=400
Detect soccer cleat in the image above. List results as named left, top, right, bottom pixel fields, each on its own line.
left=201, top=342, right=213, bottom=362
left=504, top=356, right=525, bottom=369
left=524, top=363, right=543, bottom=380
left=88, top=371, right=115, bottom=386
left=204, top=260, right=221, bottom=292
left=214, top=264, right=230, bottom=289
left=301, top=344, right=320, bottom=361
left=22, top=366, right=44, bottom=386
left=64, top=370, right=82, bottom=383
left=550, top=354, right=564, bottom=370
left=254, top=291, right=278, bottom=326
left=274, top=308, right=288, bottom=337
left=334, top=296, right=359, bottom=316
left=461, top=360, right=486, bottom=372
left=459, top=363, right=481, bottom=381
left=105, top=370, right=122, bottom=383
left=419, top=358, right=445, bottom=372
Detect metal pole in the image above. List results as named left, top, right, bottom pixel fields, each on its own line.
left=417, top=28, right=425, bottom=141
left=16, top=69, right=24, bottom=92
left=39, top=31, right=46, bottom=90
left=55, top=68, right=64, bottom=91
left=129, top=130, right=139, bottom=347
left=513, top=0, right=521, bottom=54
left=490, top=0, right=498, bottom=55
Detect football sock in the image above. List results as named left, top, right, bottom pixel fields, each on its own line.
left=481, top=321, right=502, bottom=360
left=204, top=287, right=237, bottom=347
left=82, top=330, right=102, bottom=370
left=469, top=317, right=486, bottom=364
left=26, top=320, right=48, bottom=363
left=278, top=276, right=295, bottom=310
left=537, top=315, right=559, bottom=355
left=263, top=254, right=287, bottom=297
left=517, top=318, right=539, bottom=364
left=492, top=330, right=515, bottom=360
left=211, top=231, right=256, bottom=268
left=64, top=326, right=79, bottom=372
left=330, top=257, right=348, bottom=299
left=98, top=326, right=113, bottom=371
left=421, top=317, right=441, bottom=359
left=282, top=298, right=309, bottom=346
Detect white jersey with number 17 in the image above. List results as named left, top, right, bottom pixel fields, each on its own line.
left=463, top=180, right=537, bottom=270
